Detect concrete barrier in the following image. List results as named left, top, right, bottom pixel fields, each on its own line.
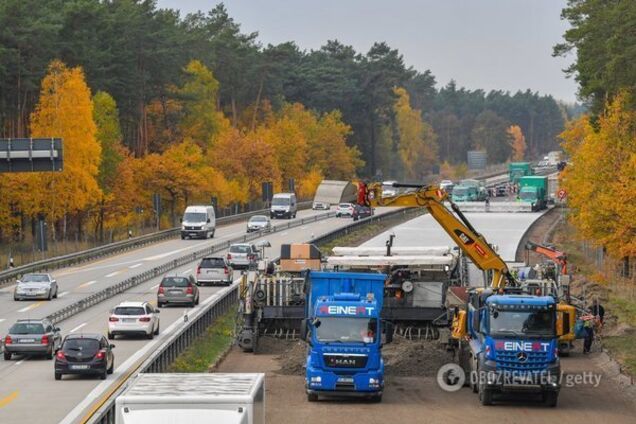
left=453, top=202, right=533, bottom=213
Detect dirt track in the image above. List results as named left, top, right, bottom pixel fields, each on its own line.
left=217, top=339, right=635, bottom=424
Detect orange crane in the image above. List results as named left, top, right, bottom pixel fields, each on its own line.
left=525, top=241, right=568, bottom=275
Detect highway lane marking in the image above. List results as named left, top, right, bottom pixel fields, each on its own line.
left=281, top=232, right=288, bottom=236
left=181, top=268, right=192, bottom=274
left=143, top=242, right=209, bottom=261
left=78, top=280, right=97, bottom=289
left=105, top=271, right=120, bottom=278
left=70, top=323, right=87, bottom=333
left=14, top=360, right=24, bottom=366
left=0, top=390, right=18, bottom=409
left=58, top=291, right=69, bottom=298
left=17, top=302, right=43, bottom=313
left=129, top=263, right=142, bottom=269
left=150, top=284, right=159, bottom=290
left=0, top=319, right=5, bottom=323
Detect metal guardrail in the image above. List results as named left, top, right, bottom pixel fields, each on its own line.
left=85, top=207, right=418, bottom=424
left=45, top=210, right=332, bottom=326
left=0, top=201, right=312, bottom=287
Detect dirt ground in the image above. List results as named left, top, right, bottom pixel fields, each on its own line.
left=217, top=337, right=636, bottom=424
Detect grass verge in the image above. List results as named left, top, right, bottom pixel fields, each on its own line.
left=603, top=336, right=636, bottom=375
left=168, top=309, right=236, bottom=372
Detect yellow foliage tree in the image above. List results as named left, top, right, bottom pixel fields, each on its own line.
left=28, top=60, right=101, bottom=236
left=298, top=168, right=324, bottom=199
left=560, top=92, right=636, bottom=258
left=393, top=87, right=438, bottom=180
left=507, top=125, right=526, bottom=161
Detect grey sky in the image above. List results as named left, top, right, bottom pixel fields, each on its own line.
left=157, top=0, right=578, bottom=103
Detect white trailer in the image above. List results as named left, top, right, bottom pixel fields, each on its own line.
left=115, top=373, right=265, bottom=424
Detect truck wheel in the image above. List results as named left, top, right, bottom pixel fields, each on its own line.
left=307, top=393, right=318, bottom=402
left=543, top=391, right=558, bottom=407
left=370, top=394, right=382, bottom=403
left=470, top=358, right=478, bottom=393
left=479, top=385, right=493, bottom=406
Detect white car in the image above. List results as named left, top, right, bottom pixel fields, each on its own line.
left=246, top=215, right=272, bottom=233
left=14, top=273, right=58, bottom=301
left=440, top=180, right=454, bottom=193
left=335, top=203, right=355, bottom=217
left=108, top=301, right=160, bottom=340
left=312, top=201, right=330, bottom=210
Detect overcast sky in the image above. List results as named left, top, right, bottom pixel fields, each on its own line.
left=156, top=0, right=578, bottom=103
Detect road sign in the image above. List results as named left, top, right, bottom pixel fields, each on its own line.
left=558, top=189, right=567, bottom=200
left=0, top=138, right=63, bottom=172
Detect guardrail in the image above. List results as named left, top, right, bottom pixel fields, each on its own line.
left=85, top=207, right=419, bottom=424
left=0, top=201, right=312, bottom=287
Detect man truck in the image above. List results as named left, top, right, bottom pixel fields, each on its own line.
left=302, top=271, right=392, bottom=403
left=508, top=162, right=533, bottom=184
left=518, top=175, right=548, bottom=211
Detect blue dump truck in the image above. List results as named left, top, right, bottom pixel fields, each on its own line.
left=456, top=290, right=562, bottom=406
left=518, top=176, right=548, bottom=211
left=301, top=271, right=392, bottom=402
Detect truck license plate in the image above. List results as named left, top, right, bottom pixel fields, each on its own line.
left=337, top=377, right=354, bottom=383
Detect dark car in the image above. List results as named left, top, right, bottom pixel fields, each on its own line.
left=3, top=319, right=62, bottom=360
left=55, top=334, right=115, bottom=380
left=496, top=185, right=507, bottom=197
left=352, top=205, right=374, bottom=221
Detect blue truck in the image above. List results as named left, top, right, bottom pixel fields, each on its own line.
left=457, top=290, right=562, bottom=406
left=302, top=271, right=392, bottom=402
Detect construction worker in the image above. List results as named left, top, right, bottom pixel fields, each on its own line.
left=582, top=314, right=595, bottom=354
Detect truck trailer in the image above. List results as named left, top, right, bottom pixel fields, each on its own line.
left=115, top=373, right=265, bottom=424
left=518, top=175, right=548, bottom=211
left=508, top=162, right=533, bottom=184
left=302, top=271, right=392, bottom=402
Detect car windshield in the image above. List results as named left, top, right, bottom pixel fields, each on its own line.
left=250, top=216, right=267, bottom=222
left=63, top=338, right=99, bottom=352
left=10, top=323, right=45, bottom=334
left=339, top=204, right=351, bottom=208
left=184, top=212, right=207, bottom=222
left=114, top=306, right=146, bottom=316
left=272, top=197, right=290, bottom=206
left=489, top=308, right=554, bottom=337
left=230, top=245, right=250, bottom=253
left=315, top=317, right=377, bottom=344
left=200, top=258, right=225, bottom=268
left=161, top=277, right=189, bottom=287
left=22, top=274, right=49, bottom=283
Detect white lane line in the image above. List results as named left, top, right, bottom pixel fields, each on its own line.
left=150, top=284, right=159, bottom=290
left=281, top=232, right=288, bottom=236
left=78, top=280, right=97, bottom=289
left=15, top=360, right=24, bottom=366
left=58, top=291, right=69, bottom=298
left=0, top=318, right=5, bottom=323
left=129, top=263, right=142, bottom=269
left=17, top=302, right=42, bottom=313
left=70, top=323, right=87, bottom=333
left=181, top=268, right=192, bottom=274
left=105, top=271, right=121, bottom=278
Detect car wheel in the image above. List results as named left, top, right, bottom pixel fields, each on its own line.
left=107, top=360, right=114, bottom=374
left=154, top=323, right=160, bottom=335
left=157, top=302, right=164, bottom=308
left=100, top=370, right=107, bottom=380
left=3, top=352, right=11, bottom=361
left=211, top=230, right=215, bottom=238
left=147, top=331, right=154, bottom=340
left=195, top=295, right=200, bottom=306
left=13, top=296, right=19, bottom=301
left=181, top=234, right=186, bottom=240
left=46, top=349, right=53, bottom=360
left=53, top=288, right=58, bottom=299
left=55, top=373, right=62, bottom=381
left=107, top=332, right=114, bottom=340
left=47, top=291, right=52, bottom=301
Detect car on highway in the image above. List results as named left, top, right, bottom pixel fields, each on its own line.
left=3, top=319, right=62, bottom=360
left=108, top=301, right=161, bottom=339
left=335, top=203, right=355, bottom=217
left=157, top=275, right=200, bottom=307
left=227, top=243, right=259, bottom=269
left=13, top=273, right=58, bottom=301
left=270, top=192, right=297, bottom=219
left=352, top=205, right=374, bottom=221
left=180, top=205, right=216, bottom=239
left=439, top=179, right=454, bottom=193
left=495, top=184, right=507, bottom=197
left=246, top=215, right=272, bottom=232
left=55, top=333, right=115, bottom=380
left=196, top=257, right=233, bottom=286
left=312, top=200, right=330, bottom=210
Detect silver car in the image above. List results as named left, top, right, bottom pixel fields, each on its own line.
left=3, top=319, right=62, bottom=360
left=157, top=275, right=200, bottom=307
left=227, top=243, right=259, bottom=269
left=246, top=215, right=272, bottom=233
left=14, top=273, right=58, bottom=301
left=196, top=257, right=233, bottom=286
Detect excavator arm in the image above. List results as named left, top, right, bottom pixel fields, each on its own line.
left=357, top=182, right=514, bottom=289
left=525, top=240, right=568, bottom=275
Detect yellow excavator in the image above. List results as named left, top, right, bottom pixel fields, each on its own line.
left=357, top=181, right=575, bottom=406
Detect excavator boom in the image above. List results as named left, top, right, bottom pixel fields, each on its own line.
left=358, top=182, right=513, bottom=289
left=525, top=240, right=568, bottom=275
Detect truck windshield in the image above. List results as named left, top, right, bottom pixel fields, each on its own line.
left=272, top=197, right=290, bottom=206
left=489, top=309, right=554, bottom=337
left=453, top=187, right=467, bottom=196
left=519, top=191, right=536, bottom=201
left=184, top=212, right=207, bottom=222
left=315, top=317, right=377, bottom=344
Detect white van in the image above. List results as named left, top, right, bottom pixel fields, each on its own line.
left=270, top=193, right=297, bottom=219
left=181, top=205, right=216, bottom=239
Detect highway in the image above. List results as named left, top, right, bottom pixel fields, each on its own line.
left=0, top=208, right=390, bottom=424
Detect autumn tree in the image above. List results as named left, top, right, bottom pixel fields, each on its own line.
left=471, top=110, right=512, bottom=164
left=507, top=125, right=526, bottom=161
left=28, top=60, right=101, bottom=239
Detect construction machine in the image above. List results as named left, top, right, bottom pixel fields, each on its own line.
left=357, top=181, right=575, bottom=406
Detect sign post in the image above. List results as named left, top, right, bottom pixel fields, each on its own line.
left=0, top=138, right=63, bottom=173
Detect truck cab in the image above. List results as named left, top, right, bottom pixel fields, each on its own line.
left=518, top=176, right=548, bottom=211
left=303, top=271, right=390, bottom=403
left=463, top=292, right=561, bottom=406
left=451, top=185, right=478, bottom=202
left=508, top=162, right=532, bottom=184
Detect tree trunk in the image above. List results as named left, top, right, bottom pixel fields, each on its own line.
left=251, top=79, right=264, bottom=132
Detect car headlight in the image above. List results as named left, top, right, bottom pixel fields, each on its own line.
left=310, top=376, right=321, bottom=384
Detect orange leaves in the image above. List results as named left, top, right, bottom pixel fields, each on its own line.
left=560, top=92, right=636, bottom=258
left=507, top=125, right=526, bottom=161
